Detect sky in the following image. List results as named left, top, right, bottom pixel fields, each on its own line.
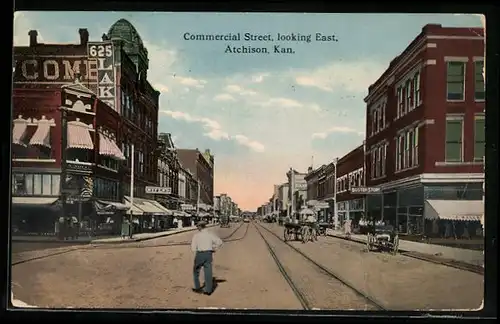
left=13, top=12, right=482, bottom=211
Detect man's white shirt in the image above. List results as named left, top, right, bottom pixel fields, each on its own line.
left=191, top=229, right=223, bottom=253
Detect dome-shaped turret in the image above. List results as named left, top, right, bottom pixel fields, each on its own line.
left=107, top=19, right=149, bottom=71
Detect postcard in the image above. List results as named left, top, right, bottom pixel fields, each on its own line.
left=10, top=11, right=485, bottom=312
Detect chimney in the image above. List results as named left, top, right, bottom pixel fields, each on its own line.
left=78, top=28, right=89, bottom=45
left=28, top=30, right=38, bottom=47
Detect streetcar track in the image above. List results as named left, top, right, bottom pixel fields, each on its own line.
left=254, top=223, right=386, bottom=311
left=325, top=234, right=484, bottom=275
left=12, top=223, right=249, bottom=266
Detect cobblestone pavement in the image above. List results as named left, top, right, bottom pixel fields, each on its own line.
left=257, top=226, right=378, bottom=310
left=261, top=223, right=484, bottom=310
left=11, top=223, right=301, bottom=309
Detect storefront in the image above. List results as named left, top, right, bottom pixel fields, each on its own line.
left=336, top=198, right=365, bottom=227
left=124, top=196, right=173, bottom=232
left=365, top=181, right=483, bottom=236
left=11, top=197, right=62, bottom=235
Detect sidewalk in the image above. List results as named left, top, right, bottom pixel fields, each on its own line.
left=91, top=224, right=217, bottom=244
left=326, top=229, right=484, bottom=267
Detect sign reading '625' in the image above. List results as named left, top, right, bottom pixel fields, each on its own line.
left=87, top=42, right=116, bottom=111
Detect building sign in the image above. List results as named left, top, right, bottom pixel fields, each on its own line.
left=87, top=42, right=116, bottom=111
left=13, top=56, right=97, bottom=84
left=350, top=187, right=381, bottom=194
left=145, top=186, right=172, bottom=195
left=294, top=182, right=307, bottom=191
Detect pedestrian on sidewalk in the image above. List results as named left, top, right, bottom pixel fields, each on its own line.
left=191, top=220, right=223, bottom=296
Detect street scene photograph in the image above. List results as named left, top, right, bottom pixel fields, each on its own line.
left=10, top=12, right=485, bottom=311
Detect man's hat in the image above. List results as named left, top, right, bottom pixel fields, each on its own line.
left=197, top=220, right=207, bottom=228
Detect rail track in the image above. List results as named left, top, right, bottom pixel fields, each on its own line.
left=254, top=223, right=386, bottom=311
left=325, top=234, right=484, bottom=275
left=12, top=223, right=248, bottom=266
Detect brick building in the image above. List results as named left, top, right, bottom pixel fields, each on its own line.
left=304, top=162, right=336, bottom=223
left=334, top=144, right=365, bottom=226
left=176, top=148, right=214, bottom=209
left=11, top=19, right=169, bottom=235
left=156, top=133, right=180, bottom=210
left=363, top=24, right=484, bottom=236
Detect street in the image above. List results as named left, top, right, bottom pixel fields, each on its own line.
left=11, top=222, right=483, bottom=310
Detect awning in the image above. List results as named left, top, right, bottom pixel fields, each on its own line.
left=94, top=200, right=130, bottom=215
left=29, top=119, right=52, bottom=148
left=12, top=197, right=59, bottom=205
left=124, top=196, right=168, bottom=215
left=12, top=116, right=29, bottom=145
left=67, top=118, right=94, bottom=150
left=149, top=200, right=174, bottom=216
left=424, top=199, right=483, bottom=222
left=98, top=132, right=126, bottom=160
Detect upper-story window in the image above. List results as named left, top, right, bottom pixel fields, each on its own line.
left=413, top=72, right=421, bottom=106
left=12, top=173, right=60, bottom=196
left=474, top=114, right=485, bottom=162
left=446, top=61, right=466, bottom=101
left=396, top=68, right=421, bottom=119
left=445, top=115, right=464, bottom=162
left=474, top=60, right=485, bottom=101
left=370, top=98, right=386, bottom=136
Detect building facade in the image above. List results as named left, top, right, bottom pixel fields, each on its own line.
left=363, top=24, right=485, bottom=236
left=176, top=148, right=214, bottom=207
left=286, top=169, right=307, bottom=219
left=156, top=133, right=180, bottom=210
left=335, top=144, right=366, bottom=227
left=304, top=164, right=334, bottom=222
left=12, top=29, right=129, bottom=235
left=179, top=166, right=198, bottom=212
left=105, top=19, right=160, bottom=201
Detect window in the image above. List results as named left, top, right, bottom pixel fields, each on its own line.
left=371, top=151, right=376, bottom=179
left=404, top=132, right=410, bottom=169
left=377, top=106, right=382, bottom=131
left=375, top=146, right=381, bottom=178
left=380, top=102, right=386, bottom=130
left=397, top=87, right=403, bottom=118
left=396, top=136, right=404, bottom=171
left=474, top=61, right=485, bottom=101
left=11, top=173, right=59, bottom=196
left=446, top=61, right=465, bottom=101
left=445, top=116, right=464, bottom=162
left=407, top=130, right=414, bottom=167
left=413, top=127, right=419, bottom=167
left=372, top=109, right=378, bottom=135
left=406, top=79, right=413, bottom=111
left=413, top=72, right=421, bottom=106
left=474, top=115, right=485, bottom=162
left=100, top=156, right=119, bottom=170
left=382, top=143, right=387, bottom=176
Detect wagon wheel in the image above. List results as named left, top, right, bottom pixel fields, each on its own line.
left=392, top=235, right=400, bottom=255
left=366, top=234, right=372, bottom=252
left=284, top=228, right=290, bottom=242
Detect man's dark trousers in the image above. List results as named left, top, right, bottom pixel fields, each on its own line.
left=193, top=251, right=213, bottom=293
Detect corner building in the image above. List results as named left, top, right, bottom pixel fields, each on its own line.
left=363, top=24, right=484, bottom=237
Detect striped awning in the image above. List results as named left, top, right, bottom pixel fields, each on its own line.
left=98, top=132, right=126, bottom=160
left=12, top=116, right=29, bottom=145
left=29, top=120, right=52, bottom=148
left=67, top=118, right=94, bottom=150
left=424, top=199, right=483, bottom=222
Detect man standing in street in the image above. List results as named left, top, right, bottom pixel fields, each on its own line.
left=191, top=220, right=223, bottom=296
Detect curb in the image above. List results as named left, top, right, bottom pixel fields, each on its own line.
left=326, top=233, right=482, bottom=269
left=90, top=224, right=217, bottom=244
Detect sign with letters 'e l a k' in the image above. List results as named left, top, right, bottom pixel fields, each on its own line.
left=87, top=42, right=116, bottom=111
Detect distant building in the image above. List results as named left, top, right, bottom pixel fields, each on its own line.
left=176, top=148, right=214, bottom=207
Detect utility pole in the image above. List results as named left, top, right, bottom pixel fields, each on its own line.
left=129, top=143, right=135, bottom=238
left=333, top=157, right=339, bottom=230
left=290, top=168, right=296, bottom=222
